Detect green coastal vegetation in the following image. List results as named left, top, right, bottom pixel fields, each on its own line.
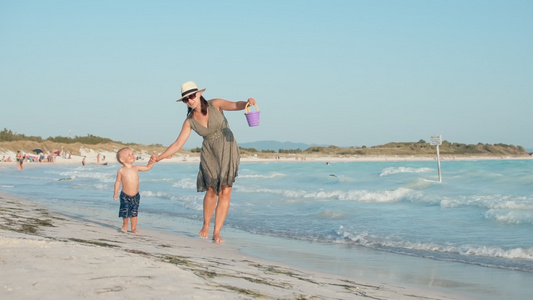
left=0, top=129, right=117, bottom=145
left=0, top=128, right=530, bottom=158
left=277, top=140, right=530, bottom=157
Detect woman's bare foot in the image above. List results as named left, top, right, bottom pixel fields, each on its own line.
left=212, top=234, right=224, bottom=244
left=199, top=226, right=209, bottom=239
left=132, top=229, right=140, bottom=234
left=121, top=227, right=128, bottom=233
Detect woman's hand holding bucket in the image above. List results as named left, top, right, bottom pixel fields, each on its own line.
left=246, top=98, right=256, bottom=107
left=245, top=98, right=260, bottom=127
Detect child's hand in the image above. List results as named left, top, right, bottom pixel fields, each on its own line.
left=149, top=154, right=158, bottom=164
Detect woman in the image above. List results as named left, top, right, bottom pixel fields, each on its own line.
left=156, top=81, right=257, bottom=244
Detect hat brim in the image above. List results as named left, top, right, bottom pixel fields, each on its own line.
left=176, top=88, right=206, bottom=102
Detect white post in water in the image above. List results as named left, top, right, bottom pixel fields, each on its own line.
left=430, top=135, right=442, bottom=183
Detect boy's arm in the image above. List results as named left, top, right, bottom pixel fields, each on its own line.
left=113, top=169, right=122, bottom=200
left=137, top=156, right=156, bottom=172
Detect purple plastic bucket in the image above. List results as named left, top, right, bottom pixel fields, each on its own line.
left=245, top=104, right=260, bottom=127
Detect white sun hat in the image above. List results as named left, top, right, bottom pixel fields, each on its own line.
left=177, top=81, right=206, bottom=102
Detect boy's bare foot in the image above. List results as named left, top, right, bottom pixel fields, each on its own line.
left=121, top=227, right=128, bottom=233
left=212, top=234, right=224, bottom=244
left=132, top=229, right=140, bottom=234
left=199, top=226, right=209, bottom=239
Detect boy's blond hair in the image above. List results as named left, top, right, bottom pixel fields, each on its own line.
left=116, top=147, right=130, bottom=165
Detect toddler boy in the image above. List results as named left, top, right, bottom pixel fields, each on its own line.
left=113, top=147, right=156, bottom=234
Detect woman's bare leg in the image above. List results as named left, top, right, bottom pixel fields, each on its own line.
left=213, top=186, right=232, bottom=244
left=199, top=187, right=218, bottom=238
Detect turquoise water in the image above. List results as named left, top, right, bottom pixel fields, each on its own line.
left=1, top=159, right=532, bottom=299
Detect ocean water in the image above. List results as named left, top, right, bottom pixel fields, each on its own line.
left=1, top=159, right=532, bottom=299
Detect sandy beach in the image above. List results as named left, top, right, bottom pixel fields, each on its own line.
left=0, top=192, right=480, bottom=300
left=2, top=147, right=531, bottom=171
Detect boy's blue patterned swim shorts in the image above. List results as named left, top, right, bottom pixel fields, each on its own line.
left=119, top=191, right=140, bottom=218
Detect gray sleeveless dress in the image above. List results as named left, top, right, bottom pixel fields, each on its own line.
left=188, top=100, right=240, bottom=195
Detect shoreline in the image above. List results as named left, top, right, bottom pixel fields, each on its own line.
left=0, top=192, right=477, bottom=299
left=1, top=148, right=532, bottom=170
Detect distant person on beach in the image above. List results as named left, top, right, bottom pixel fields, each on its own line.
left=82, top=156, right=86, bottom=166
left=155, top=81, right=257, bottom=244
left=97, top=153, right=101, bottom=165
left=16, top=150, right=24, bottom=171
left=47, top=152, right=54, bottom=162
left=113, top=147, right=156, bottom=234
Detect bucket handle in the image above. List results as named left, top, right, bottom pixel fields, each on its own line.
left=245, top=102, right=259, bottom=114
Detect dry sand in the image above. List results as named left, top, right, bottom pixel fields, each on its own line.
left=0, top=193, right=478, bottom=300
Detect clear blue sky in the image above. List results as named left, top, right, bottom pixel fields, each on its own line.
left=1, top=0, right=532, bottom=149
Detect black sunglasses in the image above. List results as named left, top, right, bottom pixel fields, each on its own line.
left=182, top=92, right=197, bottom=103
